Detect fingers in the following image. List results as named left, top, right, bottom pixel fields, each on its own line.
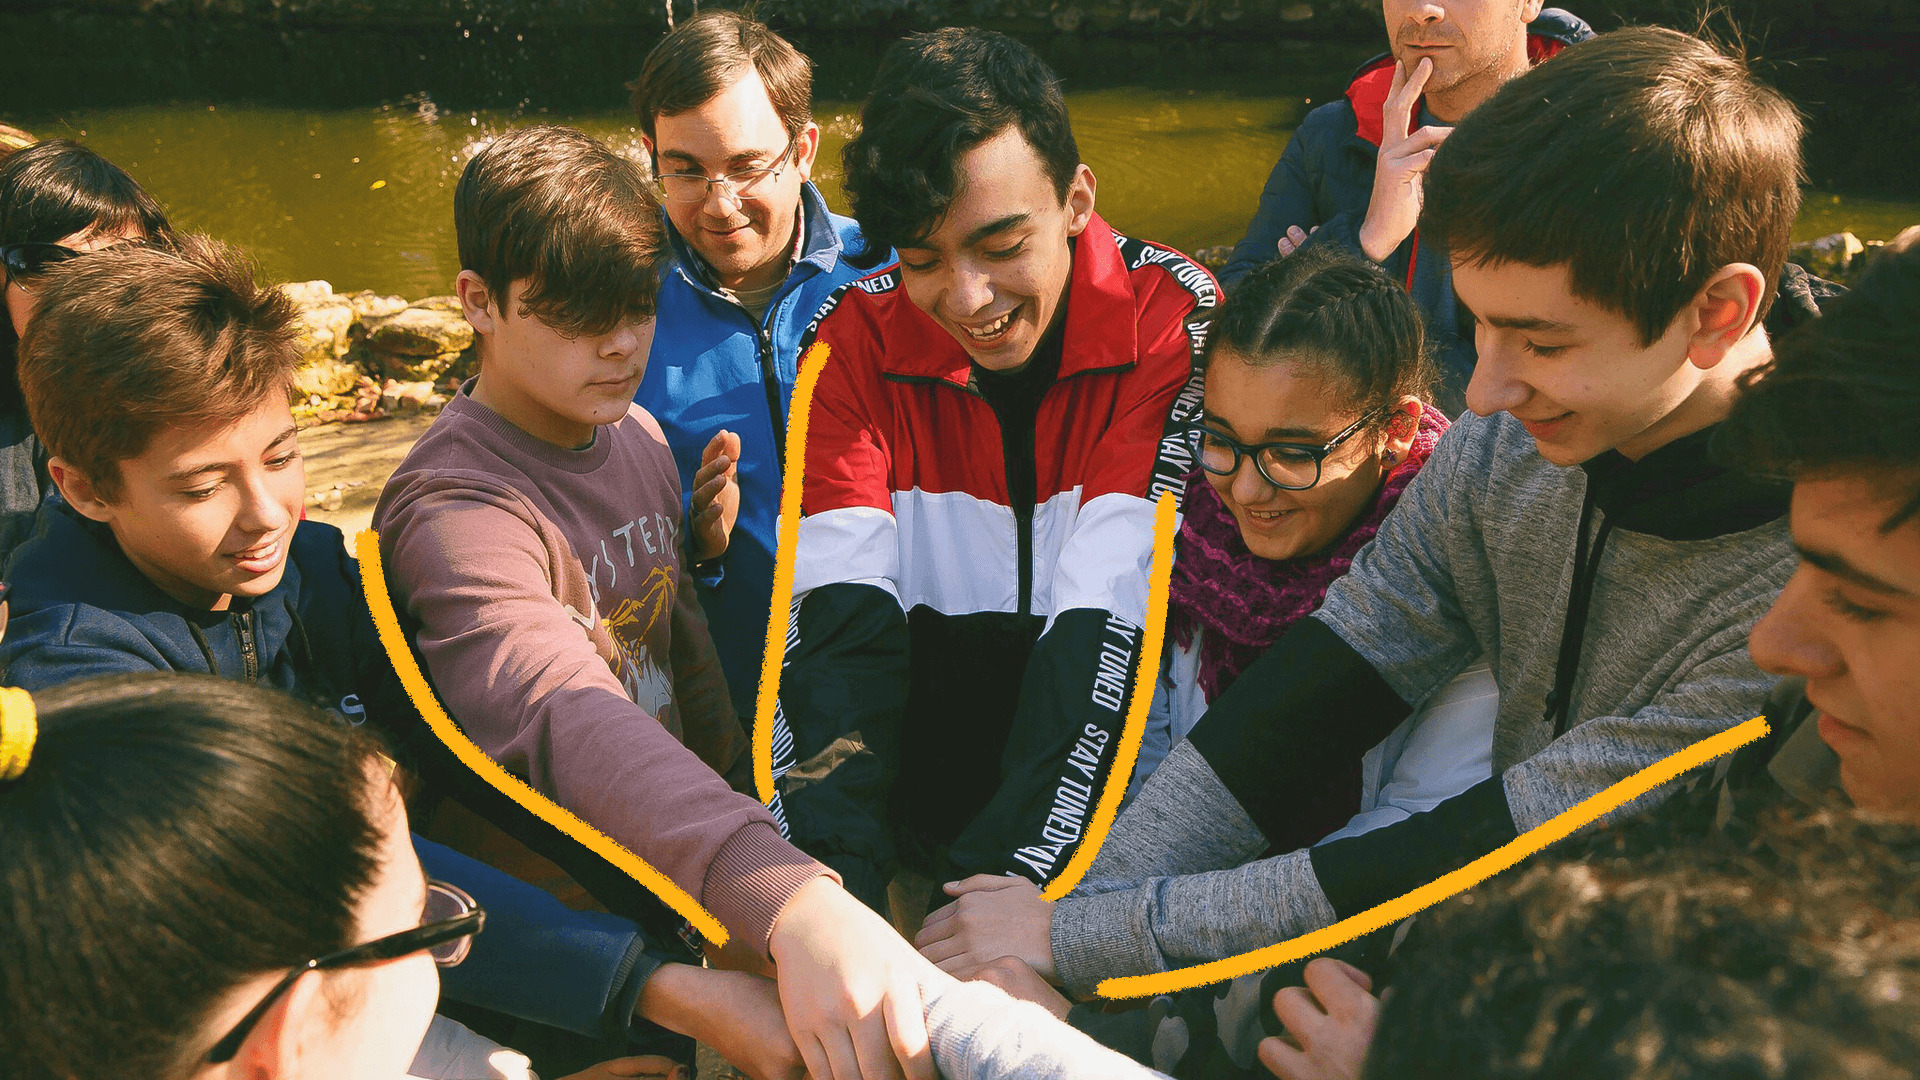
left=1278, top=224, right=1309, bottom=257
left=822, top=1028, right=869, bottom=1080
left=1257, top=1034, right=1314, bottom=1080
left=917, top=900, right=958, bottom=935
left=1310, top=956, right=1374, bottom=995
left=692, top=454, right=733, bottom=492
left=916, top=933, right=969, bottom=966
left=693, top=470, right=730, bottom=511
left=883, top=977, right=938, bottom=1080
left=700, top=428, right=734, bottom=465
left=943, top=873, right=1028, bottom=896
left=795, top=1038, right=831, bottom=1080
left=1270, top=984, right=1328, bottom=1032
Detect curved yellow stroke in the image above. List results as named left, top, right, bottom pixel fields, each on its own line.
left=1095, top=714, right=1771, bottom=999
left=752, top=341, right=1172, bottom=899
left=356, top=528, right=729, bottom=946
left=1041, top=489, right=1177, bottom=901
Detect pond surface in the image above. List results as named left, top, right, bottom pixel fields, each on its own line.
left=6, top=14, right=1915, bottom=298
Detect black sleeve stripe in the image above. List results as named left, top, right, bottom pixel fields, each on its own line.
left=1308, top=775, right=1517, bottom=917
left=1187, top=617, right=1412, bottom=848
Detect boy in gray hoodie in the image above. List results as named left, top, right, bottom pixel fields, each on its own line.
left=919, top=27, right=1822, bottom=1034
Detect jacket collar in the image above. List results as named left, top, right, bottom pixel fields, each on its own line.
left=663, top=180, right=844, bottom=297
left=1345, top=8, right=1592, bottom=148
left=1578, top=424, right=1789, bottom=541
left=879, top=212, right=1138, bottom=387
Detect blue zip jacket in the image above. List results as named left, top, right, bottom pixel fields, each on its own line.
left=637, top=181, right=877, bottom=716
left=1219, top=9, right=1594, bottom=406
left=0, top=496, right=661, bottom=1039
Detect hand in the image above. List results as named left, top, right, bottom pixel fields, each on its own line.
left=1257, top=958, right=1381, bottom=1080
left=1276, top=225, right=1320, bottom=258
left=962, top=955, right=1073, bottom=1021
left=915, top=874, right=1056, bottom=983
left=768, top=875, right=949, bottom=1080
left=636, top=964, right=806, bottom=1080
left=1357, top=57, right=1453, bottom=263
left=555, top=1055, right=687, bottom=1080
left=691, top=428, right=741, bottom=564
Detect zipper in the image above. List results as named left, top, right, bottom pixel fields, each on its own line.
left=755, top=323, right=787, bottom=469
left=236, top=609, right=260, bottom=683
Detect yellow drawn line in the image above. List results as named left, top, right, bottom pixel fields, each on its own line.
left=356, top=528, right=729, bottom=946
left=1095, top=714, right=1771, bottom=999
left=1042, top=490, right=1177, bottom=900
left=754, top=340, right=832, bottom=805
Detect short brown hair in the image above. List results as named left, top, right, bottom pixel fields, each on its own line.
left=627, top=10, right=813, bottom=142
left=17, top=235, right=298, bottom=499
left=1423, top=27, right=1804, bottom=345
left=454, top=124, right=662, bottom=336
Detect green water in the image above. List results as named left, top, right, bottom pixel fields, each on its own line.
left=34, top=93, right=1913, bottom=301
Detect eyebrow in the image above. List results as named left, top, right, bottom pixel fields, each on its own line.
left=1796, top=543, right=1913, bottom=597
left=1481, top=313, right=1578, bottom=333
left=659, top=147, right=780, bottom=171
left=1201, top=409, right=1324, bottom=442
left=963, top=213, right=1031, bottom=248
left=164, top=425, right=299, bottom=484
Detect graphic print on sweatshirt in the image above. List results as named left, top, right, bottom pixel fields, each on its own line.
left=579, top=510, right=684, bottom=732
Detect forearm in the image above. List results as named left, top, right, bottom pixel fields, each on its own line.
left=926, top=980, right=1174, bottom=1080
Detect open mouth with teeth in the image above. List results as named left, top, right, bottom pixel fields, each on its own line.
left=1246, top=508, right=1295, bottom=523
left=961, top=307, right=1019, bottom=346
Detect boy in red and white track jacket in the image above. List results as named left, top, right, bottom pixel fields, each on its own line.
left=774, top=28, right=1216, bottom=908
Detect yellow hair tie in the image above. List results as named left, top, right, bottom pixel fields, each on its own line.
left=0, top=686, right=38, bottom=782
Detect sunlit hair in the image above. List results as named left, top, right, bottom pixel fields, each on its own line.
left=1203, top=248, right=1434, bottom=426
left=17, top=235, right=297, bottom=501
left=1719, top=238, right=1920, bottom=529
left=842, top=27, right=1079, bottom=267
left=0, top=674, right=387, bottom=1080
left=1422, top=26, right=1803, bottom=346
left=627, top=9, right=814, bottom=142
left=453, top=124, right=663, bottom=336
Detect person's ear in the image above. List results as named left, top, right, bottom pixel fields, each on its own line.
left=225, top=971, right=330, bottom=1080
left=1686, top=263, right=1767, bottom=370
left=638, top=133, right=656, bottom=172
left=794, top=121, right=822, bottom=184
left=48, top=457, right=115, bottom=523
left=1381, top=398, right=1423, bottom=464
left=455, top=270, right=498, bottom=337
left=1064, top=164, right=1097, bottom=238
left=1519, top=0, right=1546, bottom=23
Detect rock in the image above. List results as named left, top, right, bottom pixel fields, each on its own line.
left=380, top=348, right=466, bottom=383
left=1788, top=231, right=1865, bottom=280
left=1193, top=244, right=1234, bottom=271
left=280, top=279, right=339, bottom=307
left=379, top=379, right=443, bottom=412
left=365, top=303, right=474, bottom=358
left=291, top=356, right=365, bottom=397
left=1052, top=4, right=1084, bottom=31
left=1279, top=2, right=1313, bottom=19
left=344, top=289, right=409, bottom=321
left=291, top=300, right=355, bottom=364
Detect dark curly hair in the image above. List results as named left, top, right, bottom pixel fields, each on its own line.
left=1718, top=237, right=1920, bottom=530
left=1202, top=248, right=1435, bottom=426
left=841, top=27, right=1079, bottom=267
left=1365, top=803, right=1920, bottom=1080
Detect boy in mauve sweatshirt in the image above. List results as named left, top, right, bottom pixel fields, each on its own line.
left=374, top=123, right=944, bottom=1080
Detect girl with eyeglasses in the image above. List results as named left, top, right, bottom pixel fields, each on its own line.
left=0, top=138, right=176, bottom=558
left=1137, top=247, right=1495, bottom=851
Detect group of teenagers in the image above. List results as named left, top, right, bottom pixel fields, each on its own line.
left=2, top=3, right=1919, bottom=1079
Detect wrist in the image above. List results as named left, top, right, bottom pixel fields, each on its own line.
left=635, top=962, right=707, bottom=1037
left=1357, top=218, right=1397, bottom=263
left=766, top=873, right=840, bottom=966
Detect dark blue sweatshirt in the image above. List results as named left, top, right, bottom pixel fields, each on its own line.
left=0, top=496, right=663, bottom=1038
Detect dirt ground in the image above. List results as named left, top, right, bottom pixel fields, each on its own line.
left=299, top=411, right=440, bottom=541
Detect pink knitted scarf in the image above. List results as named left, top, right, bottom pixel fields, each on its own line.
left=1168, top=406, right=1449, bottom=701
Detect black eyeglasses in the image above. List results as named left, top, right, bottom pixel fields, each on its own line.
left=1186, top=410, right=1386, bottom=491
left=0, top=237, right=152, bottom=289
left=205, top=879, right=485, bottom=1064
left=652, top=130, right=800, bottom=205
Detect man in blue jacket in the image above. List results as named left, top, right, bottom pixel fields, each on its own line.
left=629, top=10, right=878, bottom=719
left=1221, top=0, right=1592, bottom=407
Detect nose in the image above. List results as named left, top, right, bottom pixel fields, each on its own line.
left=236, top=466, right=294, bottom=538
left=945, top=262, right=994, bottom=320
left=701, top=179, right=746, bottom=218
left=601, top=321, right=642, bottom=358
left=1747, top=570, right=1845, bottom=681
left=1229, top=453, right=1277, bottom=507
left=1463, top=330, right=1530, bottom=418
left=1405, top=1, right=1444, bottom=23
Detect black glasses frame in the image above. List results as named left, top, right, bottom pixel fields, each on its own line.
left=0, top=241, right=83, bottom=288
left=652, top=130, right=801, bottom=204
left=205, top=880, right=486, bottom=1064
left=1186, top=409, right=1386, bottom=491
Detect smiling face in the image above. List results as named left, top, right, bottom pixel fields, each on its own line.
left=894, top=126, right=1095, bottom=373
left=1747, top=472, right=1920, bottom=825
left=1200, top=349, right=1413, bottom=561
left=1453, top=258, right=1726, bottom=466
left=648, top=68, right=818, bottom=295
left=55, top=390, right=304, bottom=612
left=459, top=274, right=657, bottom=449
left=1383, top=0, right=1540, bottom=120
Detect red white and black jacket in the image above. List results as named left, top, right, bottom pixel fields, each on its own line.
left=774, top=214, right=1215, bottom=904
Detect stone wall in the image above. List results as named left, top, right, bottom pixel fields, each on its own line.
left=286, top=280, right=471, bottom=424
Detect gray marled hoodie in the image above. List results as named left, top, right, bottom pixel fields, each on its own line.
left=1050, top=408, right=1795, bottom=996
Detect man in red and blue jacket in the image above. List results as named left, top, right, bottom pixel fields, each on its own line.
left=775, top=28, right=1215, bottom=909
left=1221, top=3, right=1592, bottom=406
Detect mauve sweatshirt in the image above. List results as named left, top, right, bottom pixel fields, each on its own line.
left=374, top=385, right=827, bottom=956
